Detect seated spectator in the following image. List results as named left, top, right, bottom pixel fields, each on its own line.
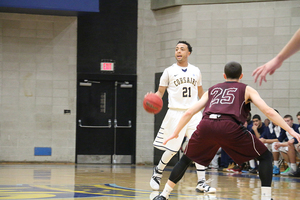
left=248, top=114, right=267, bottom=138
left=247, top=114, right=266, bottom=173
left=260, top=110, right=282, bottom=175
left=288, top=111, right=300, bottom=177
left=260, top=109, right=280, bottom=152
left=264, top=118, right=270, bottom=127
left=273, top=114, right=300, bottom=175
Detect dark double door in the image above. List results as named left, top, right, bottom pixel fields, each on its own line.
left=76, top=75, right=136, bottom=164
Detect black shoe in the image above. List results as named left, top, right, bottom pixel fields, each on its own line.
left=153, top=195, right=167, bottom=200
left=288, top=168, right=300, bottom=177
left=217, top=167, right=224, bottom=171
left=249, top=168, right=258, bottom=174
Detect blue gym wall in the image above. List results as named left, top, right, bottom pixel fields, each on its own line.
left=0, top=0, right=99, bottom=16
left=0, top=0, right=99, bottom=13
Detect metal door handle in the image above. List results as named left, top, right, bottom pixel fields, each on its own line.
left=78, top=119, right=112, bottom=128
left=114, top=119, right=132, bottom=128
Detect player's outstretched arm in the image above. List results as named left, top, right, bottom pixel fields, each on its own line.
left=163, top=92, right=208, bottom=145
left=246, top=86, right=300, bottom=142
left=252, top=28, right=300, bottom=85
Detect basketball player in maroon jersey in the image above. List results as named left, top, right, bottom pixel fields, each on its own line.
left=153, top=61, right=300, bottom=200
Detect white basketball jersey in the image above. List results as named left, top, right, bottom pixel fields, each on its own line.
left=159, top=63, right=202, bottom=109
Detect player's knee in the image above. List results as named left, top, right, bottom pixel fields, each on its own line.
left=180, top=154, right=193, bottom=165
left=165, top=150, right=176, bottom=157
left=169, top=155, right=192, bottom=183
left=257, top=150, right=273, bottom=162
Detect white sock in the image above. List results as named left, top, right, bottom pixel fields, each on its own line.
left=250, top=159, right=256, bottom=169
left=195, top=163, right=206, bottom=182
left=291, top=163, right=297, bottom=171
left=288, top=163, right=291, bottom=168
left=273, top=161, right=278, bottom=168
left=161, top=183, right=173, bottom=199
left=261, top=186, right=272, bottom=199
left=157, top=150, right=176, bottom=173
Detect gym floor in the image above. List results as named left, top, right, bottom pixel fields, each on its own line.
left=0, top=163, right=299, bottom=200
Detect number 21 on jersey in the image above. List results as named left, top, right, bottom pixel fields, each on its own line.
left=183, top=87, right=191, bottom=97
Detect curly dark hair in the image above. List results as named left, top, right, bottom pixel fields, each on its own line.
left=177, top=41, right=192, bottom=54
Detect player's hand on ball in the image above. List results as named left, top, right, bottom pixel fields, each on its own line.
left=143, top=92, right=163, bottom=114
left=144, top=91, right=153, bottom=97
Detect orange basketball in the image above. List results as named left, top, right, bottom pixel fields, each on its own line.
left=143, top=93, right=163, bottom=114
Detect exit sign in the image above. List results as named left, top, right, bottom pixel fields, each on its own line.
left=101, top=62, right=114, bottom=72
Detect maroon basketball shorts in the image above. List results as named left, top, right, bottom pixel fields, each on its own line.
left=184, top=117, right=268, bottom=166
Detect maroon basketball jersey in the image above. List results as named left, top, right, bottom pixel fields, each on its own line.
left=203, top=81, right=251, bottom=123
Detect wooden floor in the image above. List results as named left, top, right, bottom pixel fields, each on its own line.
left=0, top=163, right=299, bottom=200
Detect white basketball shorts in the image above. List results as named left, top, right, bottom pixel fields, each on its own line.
left=153, top=108, right=202, bottom=152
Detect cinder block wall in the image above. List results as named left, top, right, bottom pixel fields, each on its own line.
left=0, top=13, right=77, bottom=162
left=137, top=0, right=300, bottom=164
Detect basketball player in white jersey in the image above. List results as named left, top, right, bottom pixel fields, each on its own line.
left=150, top=41, right=216, bottom=193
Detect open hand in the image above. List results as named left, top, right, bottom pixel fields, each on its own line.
left=163, top=133, right=179, bottom=145
left=252, top=57, right=282, bottom=86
